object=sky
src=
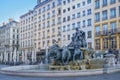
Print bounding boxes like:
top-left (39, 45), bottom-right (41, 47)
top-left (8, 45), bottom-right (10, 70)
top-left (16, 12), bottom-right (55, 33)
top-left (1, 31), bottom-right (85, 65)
top-left (0, 0), bottom-right (36, 24)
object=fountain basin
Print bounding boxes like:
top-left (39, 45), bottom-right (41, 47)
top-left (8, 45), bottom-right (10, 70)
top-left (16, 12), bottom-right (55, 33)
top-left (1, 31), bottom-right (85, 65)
top-left (0, 65), bottom-right (120, 77)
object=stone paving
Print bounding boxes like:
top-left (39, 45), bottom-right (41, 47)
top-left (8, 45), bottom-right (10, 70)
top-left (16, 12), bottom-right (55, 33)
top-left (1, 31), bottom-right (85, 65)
top-left (0, 64), bottom-right (120, 80)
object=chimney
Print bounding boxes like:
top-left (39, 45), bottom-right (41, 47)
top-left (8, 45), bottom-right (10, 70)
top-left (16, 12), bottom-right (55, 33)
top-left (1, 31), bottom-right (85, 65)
top-left (9, 18), bottom-right (13, 22)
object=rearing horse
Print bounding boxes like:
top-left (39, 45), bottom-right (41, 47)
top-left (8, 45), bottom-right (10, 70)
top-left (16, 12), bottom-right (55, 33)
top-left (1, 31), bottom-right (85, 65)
top-left (62, 47), bottom-right (71, 65)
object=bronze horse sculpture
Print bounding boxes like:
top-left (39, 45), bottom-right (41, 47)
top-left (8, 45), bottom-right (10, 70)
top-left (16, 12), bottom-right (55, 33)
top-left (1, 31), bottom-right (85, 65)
top-left (48, 28), bottom-right (87, 65)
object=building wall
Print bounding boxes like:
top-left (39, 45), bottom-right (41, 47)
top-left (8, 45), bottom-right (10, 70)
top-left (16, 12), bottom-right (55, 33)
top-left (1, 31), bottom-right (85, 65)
top-left (0, 19), bottom-right (19, 63)
top-left (61, 0), bottom-right (94, 48)
top-left (34, 0), bottom-right (62, 51)
top-left (20, 10), bottom-right (36, 64)
top-left (94, 0), bottom-right (120, 51)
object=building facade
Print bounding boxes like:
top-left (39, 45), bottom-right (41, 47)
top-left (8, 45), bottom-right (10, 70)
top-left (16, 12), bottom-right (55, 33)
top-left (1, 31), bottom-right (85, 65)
top-left (33, 0), bottom-right (62, 62)
top-left (61, 0), bottom-right (94, 48)
top-left (94, 0), bottom-right (120, 51)
top-left (19, 0), bottom-right (62, 63)
top-left (0, 19), bottom-right (19, 63)
top-left (20, 10), bottom-right (36, 64)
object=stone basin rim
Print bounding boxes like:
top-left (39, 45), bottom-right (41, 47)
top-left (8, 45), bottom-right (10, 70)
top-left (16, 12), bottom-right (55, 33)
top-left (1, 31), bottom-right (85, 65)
top-left (0, 65), bottom-right (120, 77)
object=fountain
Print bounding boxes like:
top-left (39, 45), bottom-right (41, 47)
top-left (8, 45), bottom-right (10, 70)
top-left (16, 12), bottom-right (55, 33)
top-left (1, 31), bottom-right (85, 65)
top-left (0, 28), bottom-right (120, 77)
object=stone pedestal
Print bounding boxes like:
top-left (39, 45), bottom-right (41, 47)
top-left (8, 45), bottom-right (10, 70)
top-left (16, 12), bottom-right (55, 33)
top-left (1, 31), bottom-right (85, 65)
top-left (39, 63), bottom-right (49, 71)
top-left (104, 54), bottom-right (116, 68)
top-left (80, 65), bottom-right (86, 70)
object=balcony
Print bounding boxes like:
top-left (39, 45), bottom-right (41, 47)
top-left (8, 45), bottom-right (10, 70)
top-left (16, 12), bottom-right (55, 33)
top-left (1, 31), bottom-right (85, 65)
top-left (95, 32), bottom-right (101, 37)
top-left (95, 28), bottom-right (120, 37)
top-left (101, 31), bottom-right (108, 36)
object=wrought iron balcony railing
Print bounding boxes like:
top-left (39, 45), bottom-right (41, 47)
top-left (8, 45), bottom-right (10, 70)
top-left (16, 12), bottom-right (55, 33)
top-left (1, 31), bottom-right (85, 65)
top-left (95, 28), bottom-right (120, 37)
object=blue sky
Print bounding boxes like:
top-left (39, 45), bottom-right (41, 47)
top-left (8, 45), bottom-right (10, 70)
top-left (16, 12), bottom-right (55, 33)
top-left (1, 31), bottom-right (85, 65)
top-left (0, 0), bottom-right (36, 24)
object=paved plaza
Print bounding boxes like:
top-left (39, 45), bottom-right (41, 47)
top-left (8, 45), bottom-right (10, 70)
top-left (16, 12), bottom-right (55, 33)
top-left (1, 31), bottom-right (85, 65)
top-left (0, 64), bottom-right (120, 80)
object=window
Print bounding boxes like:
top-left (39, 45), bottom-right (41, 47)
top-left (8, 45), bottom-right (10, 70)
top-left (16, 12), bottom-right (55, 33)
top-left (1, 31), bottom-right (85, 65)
top-left (88, 42), bottom-right (92, 48)
top-left (82, 20), bottom-right (86, 27)
top-left (103, 38), bottom-right (108, 49)
top-left (87, 0), bottom-right (91, 4)
top-left (72, 5), bottom-right (75, 9)
top-left (58, 17), bottom-right (61, 24)
top-left (95, 26), bottom-right (100, 36)
top-left (63, 26), bottom-right (66, 32)
top-left (110, 22), bottom-right (116, 33)
top-left (43, 7), bottom-right (45, 12)
top-left (119, 6), bottom-right (120, 16)
top-left (13, 35), bottom-right (15, 39)
top-left (72, 23), bottom-right (76, 30)
top-left (63, 35), bottom-right (66, 41)
top-left (43, 22), bottom-right (45, 29)
top-left (103, 24), bottom-right (108, 35)
top-left (67, 25), bottom-right (70, 31)
top-left (95, 0), bottom-right (100, 9)
top-left (63, 9), bottom-right (66, 13)
top-left (58, 8), bottom-right (61, 15)
top-left (67, 16), bottom-right (70, 21)
top-left (52, 10), bottom-right (55, 17)
top-left (39, 9), bottom-right (41, 14)
top-left (58, 0), bottom-right (61, 5)
top-left (102, 10), bottom-right (108, 20)
top-left (110, 0), bottom-right (116, 4)
top-left (87, 19), bottom-right (92, 26)
top-left (77, 3), bottom-right (80, 8)
top-left (67, 0), bottom-right (70, 3)
top-left (110, 37), bottom-right (116, 48)
top-left (102, 0), bottom-right (107, 7)
top-left (52, 2), bottom-right (55, 8)
top-left (47, 21), bottom-right (50, 27)
top-left (52, 19), bottom-right (55, 26)
top-left (63, 1), bottom-right (66, 5)
top-left (43, 14), bottom-right (45, 20)
top-left (67, 35), bottom-right (70, 40)
top-left (87, 9), bottom-right (91, 15)
top-left (68, 8), bottom-right (70, 11)
top-left (87, 31), bottom-right (92, 38)
top-left (77, 12), bottom-right (80, 18)
top-left (47, 12), bottom-right (50, 19)
top-left (82, 1), bottom-right (85, 6)
top-left (95, 39), bottom-right (100, 50)
top-left (77, 22), bottom-right (81, 28)
top-left (47, 5), bottom-right (50, 10)
top-left (83, 11), bottom-right (85, 16)
top-left (63, 17), bottom-right (66, 22)
top-left (110, 8), bottom-right (116, 18)
top-left (72, 14), bottom-right (75, 19)
top-left (95, 12), bottom-right (100, 22)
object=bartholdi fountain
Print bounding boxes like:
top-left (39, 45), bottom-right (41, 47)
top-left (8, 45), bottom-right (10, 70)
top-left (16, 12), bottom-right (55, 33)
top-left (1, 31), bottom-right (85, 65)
top-left (0, 28), bottom-right (120, 77)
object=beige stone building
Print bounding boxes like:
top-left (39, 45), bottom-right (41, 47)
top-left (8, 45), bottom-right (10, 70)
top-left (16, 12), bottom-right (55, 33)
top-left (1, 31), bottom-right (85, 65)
top-left (19, 0), bottom-right (62, 63)
top-left (94, 0), bottom-right (120, 51)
